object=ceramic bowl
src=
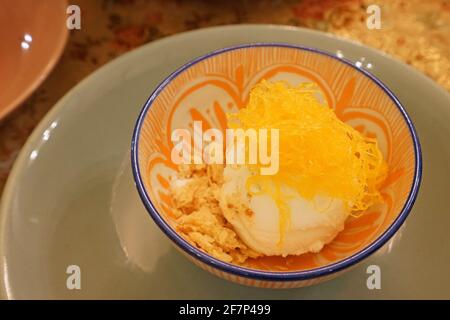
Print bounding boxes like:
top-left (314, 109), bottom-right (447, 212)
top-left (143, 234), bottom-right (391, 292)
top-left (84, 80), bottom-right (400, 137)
top-left (131, 43), bottom-right (422, 288)
top-left (0, 0), bottom-right (68, 120)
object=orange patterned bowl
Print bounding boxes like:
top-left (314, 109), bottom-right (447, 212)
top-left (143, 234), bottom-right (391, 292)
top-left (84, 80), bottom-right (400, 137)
top-left (131, 44), bottom-right (422, 288)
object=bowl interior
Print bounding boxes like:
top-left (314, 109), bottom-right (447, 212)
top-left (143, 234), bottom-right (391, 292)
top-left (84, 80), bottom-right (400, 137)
top-left (135, 44), bottom-right (418, 272)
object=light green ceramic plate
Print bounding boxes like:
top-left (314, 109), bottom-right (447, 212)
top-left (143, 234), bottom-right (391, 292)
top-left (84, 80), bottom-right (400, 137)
top-left (1, 25), bottom-right (449, 299)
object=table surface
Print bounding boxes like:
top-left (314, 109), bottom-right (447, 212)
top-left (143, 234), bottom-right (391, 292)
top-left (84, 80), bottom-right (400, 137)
top-left (0, 0), bottom-right (449, 195)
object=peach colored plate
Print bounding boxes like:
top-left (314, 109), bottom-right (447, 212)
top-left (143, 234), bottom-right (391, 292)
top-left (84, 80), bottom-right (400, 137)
top-left (0, 0), bottom-right (68, 120)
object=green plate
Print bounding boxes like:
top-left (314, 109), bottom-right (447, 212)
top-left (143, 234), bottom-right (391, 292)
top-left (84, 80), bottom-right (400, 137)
top-left (1, 25), bottom-right (449, 299)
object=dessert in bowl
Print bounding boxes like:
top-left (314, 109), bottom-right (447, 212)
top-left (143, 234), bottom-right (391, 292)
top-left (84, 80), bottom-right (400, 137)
top-left (131, 43), bottom-right (421, 288)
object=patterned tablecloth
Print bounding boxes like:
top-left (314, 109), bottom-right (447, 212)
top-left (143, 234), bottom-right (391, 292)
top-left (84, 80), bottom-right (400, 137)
top-left (0, 0), bottom-right (449, 194)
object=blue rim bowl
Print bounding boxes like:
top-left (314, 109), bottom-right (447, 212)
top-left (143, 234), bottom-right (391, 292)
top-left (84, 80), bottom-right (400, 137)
top-left (131, 43), bottom-right (422, 282)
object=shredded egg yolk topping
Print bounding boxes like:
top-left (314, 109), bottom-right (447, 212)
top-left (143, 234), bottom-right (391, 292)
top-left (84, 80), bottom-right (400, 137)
top-left (227, 80), bottom-right (388, 244)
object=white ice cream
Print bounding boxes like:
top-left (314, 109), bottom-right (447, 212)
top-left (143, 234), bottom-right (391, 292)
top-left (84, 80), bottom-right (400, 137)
top-left (219, 166), bottom-right (351, 257)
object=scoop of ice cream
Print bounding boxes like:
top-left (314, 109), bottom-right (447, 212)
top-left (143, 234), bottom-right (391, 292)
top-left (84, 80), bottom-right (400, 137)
top-left (219, 166), bottom-right (350, 257)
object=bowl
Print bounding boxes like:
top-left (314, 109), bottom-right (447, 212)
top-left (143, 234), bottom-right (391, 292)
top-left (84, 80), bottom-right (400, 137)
top-left (131, 43), bottom-right (422, 288)
top-left (0, 0), bottom-right (68, 120)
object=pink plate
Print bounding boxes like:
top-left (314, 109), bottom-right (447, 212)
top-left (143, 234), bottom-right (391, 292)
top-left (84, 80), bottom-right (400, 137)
top-left (0, 0), bottom-right (68, 120)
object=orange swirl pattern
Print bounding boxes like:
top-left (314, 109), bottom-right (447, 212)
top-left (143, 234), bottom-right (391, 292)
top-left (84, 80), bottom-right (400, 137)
top-left (136, 46), bottom-right (416, 287)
